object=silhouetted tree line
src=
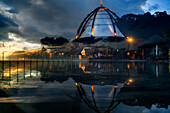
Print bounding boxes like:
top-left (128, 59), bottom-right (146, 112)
top-left (40, 36), bottom-right (69, 46)
top-left (117, 11), bottom-right (170, 41)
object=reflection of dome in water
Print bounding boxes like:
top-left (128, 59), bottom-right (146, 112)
top-left (74, 1), bottom-right (125, 43)
top-left (75, 83), bottom-right (123, 113)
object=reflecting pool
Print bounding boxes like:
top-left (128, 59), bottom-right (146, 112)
top-left (0, 61), bottom-right (170, 113)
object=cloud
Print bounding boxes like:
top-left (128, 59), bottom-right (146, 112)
top-left (0, 13), bottom-right (19, 40)
top-left (0, 0), bottom-right (148, 43)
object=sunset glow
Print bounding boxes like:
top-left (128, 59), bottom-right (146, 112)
top-left (0, 33), bottom-right (41, 58)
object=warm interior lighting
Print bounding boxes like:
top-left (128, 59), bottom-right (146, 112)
top-left (108, 25), bottom-right (114, 33)
top-left (81, 49), bottom-right (86, 56)
top-left (91, 85), bottom-right (94, 92)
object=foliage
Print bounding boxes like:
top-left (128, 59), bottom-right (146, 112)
top-left (40, 36), bottom-right (69, 46)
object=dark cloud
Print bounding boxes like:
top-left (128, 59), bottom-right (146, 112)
top-left (0, 0), bottom-right (148, 42)
top-left (0, 13), bottom-right (19, 40)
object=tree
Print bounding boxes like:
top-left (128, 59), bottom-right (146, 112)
top-left (40, 36), bottom-right (69, 46)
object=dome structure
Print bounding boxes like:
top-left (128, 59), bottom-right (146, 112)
top-left (74, 0), bottom-right (125, 43)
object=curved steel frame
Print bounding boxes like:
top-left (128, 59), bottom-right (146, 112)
top-left (76, 7), bottom-right (120, 39)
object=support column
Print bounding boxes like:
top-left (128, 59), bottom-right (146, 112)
top-left (156, 45), bottom-right (158, 57)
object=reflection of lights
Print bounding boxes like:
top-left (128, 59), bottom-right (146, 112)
top-left (127, 64), bottom-right (130, 69)
top-left (50, 53), bottom-right (52, 58)
top-left (50, 65), bottom-right (52, 70)
top-left (79, 62), bottom-right (81, 68)
top-left (91, 85), bottom-right (94, 92)
top-left (79, 55), bottom-right (82, 60)
top-left (117, 68), bottom-right (119, 72)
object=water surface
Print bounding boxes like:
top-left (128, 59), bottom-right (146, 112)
top-left (0, 61), bottom-right (170, 113)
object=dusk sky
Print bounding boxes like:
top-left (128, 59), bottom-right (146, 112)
top-left (0, 0), bottom-right (170, 50)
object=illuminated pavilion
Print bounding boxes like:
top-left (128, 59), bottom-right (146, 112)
top-left (74, 0), bottom-right (125, 43)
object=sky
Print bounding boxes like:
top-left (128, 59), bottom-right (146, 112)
top-left (0, 0), bottom-right (170, 51)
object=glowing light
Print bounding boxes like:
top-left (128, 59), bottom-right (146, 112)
top-left (79, 55), bottom-right (82, 60)
top-left (81, 49), bottom-right (86, 56)
top-left (79, 62), bottom-right (81, 68)
top-left (127, 83), bottom-right (130, 85)
top-left (142, 50), bottom-right (144, 56)
top-left (50, 53), bottom-right (52, 58)
top-left (91, 28), bottom-right (94, 36)
top-left (115, 86), bottom-right (117, 88)
top-left (127, 37), bottom-right (133, 42)
top-left (50, 65), bottom-right (52, 70)
top-left (129, 79), bottom-right (133, 83)
top-left (127, 52), bottom-right (130, 56)
top-left (81, 65), bottom-right (85, 71)
top-left (114, 32), bottom-right (117, 36)
top-left (91, 85), bottom-right (94, 92)
top-left (117, 49), bottom-right (119, 52)
top-left (100, 0), bottom-right (103, 7)
top-left (127, 64), bottom-right (130, 69)
top-left (117, 68), bottom-right (119, 72)
top-left (75, 83), bottom-right (78, 86)
top-left (76, 34), bottom-right (78, 39)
